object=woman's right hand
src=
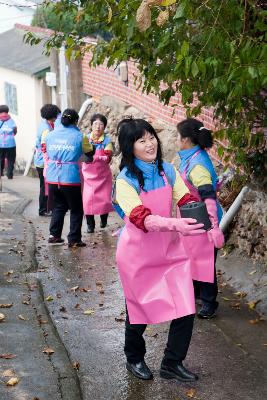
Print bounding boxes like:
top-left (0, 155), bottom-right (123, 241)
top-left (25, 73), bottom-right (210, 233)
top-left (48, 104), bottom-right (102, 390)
top-left (144, 215), bottom-right (205, 235)
top-left (174, 218), bottom-right (205, 236)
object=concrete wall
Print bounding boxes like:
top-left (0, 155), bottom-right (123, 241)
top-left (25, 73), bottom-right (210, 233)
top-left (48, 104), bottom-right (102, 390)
top-left (0, 67), bottom-right (43, 169)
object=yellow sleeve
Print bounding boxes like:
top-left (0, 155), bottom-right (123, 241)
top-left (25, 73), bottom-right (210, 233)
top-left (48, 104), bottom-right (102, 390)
top-left (82, 134), bottom-right (94, 154)
top-left (41, 129), bottom-right (50, 144)
top-left (116, 179), bottom-right (142, 217)
top-left (172, 168), bottom-right (190, 204)
top-left (105, 142), bottom-right (113, 152)
top-left (189, 165), bottom-right (212, 187)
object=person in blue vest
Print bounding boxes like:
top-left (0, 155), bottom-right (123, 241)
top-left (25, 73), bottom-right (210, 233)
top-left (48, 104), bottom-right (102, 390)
top-left (0, 105), bottom-right (17, 179)
top-left (176, 118), bottom-right (224, 319)
top-left (43, 108), bottom-right (94, 247)
top-left (34, 104), bottom-right (61, 216)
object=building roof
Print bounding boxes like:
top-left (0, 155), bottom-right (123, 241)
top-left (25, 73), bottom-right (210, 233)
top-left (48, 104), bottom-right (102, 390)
top-left (0, 27), bottom-right (50, 76)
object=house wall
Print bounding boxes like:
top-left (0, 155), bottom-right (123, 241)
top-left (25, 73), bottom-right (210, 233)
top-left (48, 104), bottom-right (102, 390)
top-left (0, 67), bottom-right (43, 169)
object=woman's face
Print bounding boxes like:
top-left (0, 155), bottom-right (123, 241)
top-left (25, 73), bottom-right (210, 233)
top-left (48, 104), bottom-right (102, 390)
top-left (92, 119), bottom-right (105, 137)
top-left (133, 131), bottom-right (158, 162)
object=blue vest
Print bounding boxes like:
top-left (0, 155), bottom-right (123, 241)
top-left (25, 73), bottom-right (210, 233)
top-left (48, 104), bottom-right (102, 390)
top-left (113, 159), bottom-right (176, 219)
top-left (88, 133), bottom-right (112, 150)
top-left (0, 118), bottom-right (16, 148)
top-left (34, 119), bottom-right (51, 167)
top-left (46, 124), bottom-right (83, 185)
top-left (178, 146), bottom-right (223, 221)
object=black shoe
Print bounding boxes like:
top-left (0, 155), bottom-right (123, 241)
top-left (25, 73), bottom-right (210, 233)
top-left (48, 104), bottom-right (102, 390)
top-left (198, 302), bottom-right (218, 319)
top-left (160, 361), bottom-right (198, 382)
top-left (126, 361), bottom-right (153, 380)
top-left (100, 221), bottom-right (107, 228)
top-left (48, 236), bottom-right (64, 245)
top-left (68, 241), bottom-right (86, 248)
top-left (87, 225), bottom-right (95, 233)
top-left (39, 211), bottom-right (52, 217)
top-left (7, 176), bottom-right (13, 179)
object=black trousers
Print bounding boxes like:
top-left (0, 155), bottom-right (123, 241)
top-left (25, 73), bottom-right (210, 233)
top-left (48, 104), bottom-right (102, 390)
top-left (0, 147), bottom-right (16, 178)
top-left (194, 249), bottom-right (218, 306)
top-left (36, 167), bottom-right (47, 215)
top-left (124, 307), bottom-right (195, 363)
top-left (49, 184), bottom-right (84, 243)
top-left (86, 214), bottom-right (108, 228)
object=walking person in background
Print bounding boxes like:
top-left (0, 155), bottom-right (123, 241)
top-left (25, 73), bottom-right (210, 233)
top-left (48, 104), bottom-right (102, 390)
top-left (43, 108), bottom-right (94, 247)
top-left (34, 104), bottom-right (61, 216)
top-left (176, 118), bottom-right (225, 319)
top-left (0, 105), bottom-right (17, 179)
top-left (82, 113), bottom-right (113, 233)
top-left (114, 117), bottom-right (205, 382)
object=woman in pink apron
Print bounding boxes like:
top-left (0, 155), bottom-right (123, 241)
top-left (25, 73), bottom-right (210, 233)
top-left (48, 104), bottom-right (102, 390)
top-left (176, 118), bottom-right (224, 319)
top-left (82, 114), bottom-right (113, 233)
top-left (115, 118), bottom-right (206, 382)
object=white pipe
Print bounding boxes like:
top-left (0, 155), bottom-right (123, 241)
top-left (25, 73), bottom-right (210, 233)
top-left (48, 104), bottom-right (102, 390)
top-left (59, 45), bottom-right (68, 111)
top-left (78, 98), bottom-right (93, 122)
top-left (219, 186), bottom-right (249, 232)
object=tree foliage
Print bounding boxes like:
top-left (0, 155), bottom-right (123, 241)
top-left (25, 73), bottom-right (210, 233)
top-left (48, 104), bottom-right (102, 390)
top-left (25, 0), bottom-right (267, 180)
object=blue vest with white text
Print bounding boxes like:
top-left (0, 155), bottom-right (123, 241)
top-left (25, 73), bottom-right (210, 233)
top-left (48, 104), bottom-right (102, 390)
top-left (34, 119), bottom-right (51, 167)
top-left (0, 118), bottom-right (16, 148)
top-left (46, 124), bottom-right (83, 185)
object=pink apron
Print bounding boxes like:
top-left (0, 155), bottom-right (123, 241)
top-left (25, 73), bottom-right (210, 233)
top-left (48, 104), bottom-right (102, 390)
top-left (116, 175), bottom-right (195, 325)
top-left (179, 151), bottom-right (214, 283)
top-left (82, 148), bottom-right (113, 215)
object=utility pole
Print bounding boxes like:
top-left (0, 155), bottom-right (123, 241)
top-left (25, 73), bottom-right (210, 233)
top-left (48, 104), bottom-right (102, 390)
top-left (59, 45), bottom-right (68, 111)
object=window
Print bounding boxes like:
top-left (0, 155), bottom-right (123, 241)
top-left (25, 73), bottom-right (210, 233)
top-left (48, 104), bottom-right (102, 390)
top-left (4, 82), bottom-right (18, 115)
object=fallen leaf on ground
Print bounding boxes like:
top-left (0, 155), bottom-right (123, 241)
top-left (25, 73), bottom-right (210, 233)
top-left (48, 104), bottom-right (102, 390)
top-left (2, 369), bottom-right (15, 377)
top-left (74, 304), bottom-right (80, 309)
top-left (42, 347), bottom-right (54, 355)
top-left (230, 302), bottom-right (241, 310)
top-left (99, 303), bottom-right (104, 307)
top-left (80, 288), bottom-right (91, 292)
top-left (73, 361), bottom-right (80, 370)
top-left (59, 306), bottom-right (67, 312)
top-left (45, 295), bottom-right (54, 301)
top-left (22, 300), bottom-right (30, 305)
top-left (222, 297), bottom-right (231, 301)
top-left (249, 270), bottom-right (257, 275)
top-left (0, 313), bottom-right (6, 321)
top-left (0, 303), bottom-right (13, 308)
top-left (6, 377), bottom-right (19, 386)
top-left (70, 286), bottom-right (79, 292)
top-left (247, 300), bottom-right (261, 310)
top-left (186, 388), bottom-right (197, 398)
top-left (234, 291), bottom-right (247, 298)
top-left (0, 353), bottom-right (16, 359)
top-left (115, 316), bottom-right (125, 322)
top-left (18, 314), bottom-right (27, 321)
top-left (4, 270), bottom-right (14, 276)
top-left (84, 309), bottom-right (95, 315)
top-left (249, 319), bottom-right (260, 324)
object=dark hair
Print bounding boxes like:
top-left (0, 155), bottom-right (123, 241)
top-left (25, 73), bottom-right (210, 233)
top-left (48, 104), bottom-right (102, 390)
top-left (0, 105), bottom-right (9, 113)
top-left (90, 113), bottom-right (107, 128)
top-left (117, 117), bottom-right (164, 189)
top-left (41, 104), bottom-right (61, 120)
top-left (177, 118), bottom-right (213, 149)
top-left (61, 108), bottom-right (79, 127)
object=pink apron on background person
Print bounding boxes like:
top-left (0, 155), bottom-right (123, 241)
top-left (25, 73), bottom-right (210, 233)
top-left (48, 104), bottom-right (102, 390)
top-left (116, 174), bottom-right (195, 325)
top-left (179, 150), bottom-right (214, 283)
top-left (82, 148), bottom-right (113, 215)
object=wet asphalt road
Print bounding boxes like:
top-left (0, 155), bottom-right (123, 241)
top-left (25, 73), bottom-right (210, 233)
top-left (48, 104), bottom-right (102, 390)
top-left (2, 177), bottom-right (267, 400)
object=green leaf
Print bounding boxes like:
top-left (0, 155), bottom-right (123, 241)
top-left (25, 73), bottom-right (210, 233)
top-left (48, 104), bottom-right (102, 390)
top-left (191, 60), bottom-right (199, 77)
top-left (181, 41), bottom-right (189, 56)
top-left (174, 2), bottom-right (186, 19)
